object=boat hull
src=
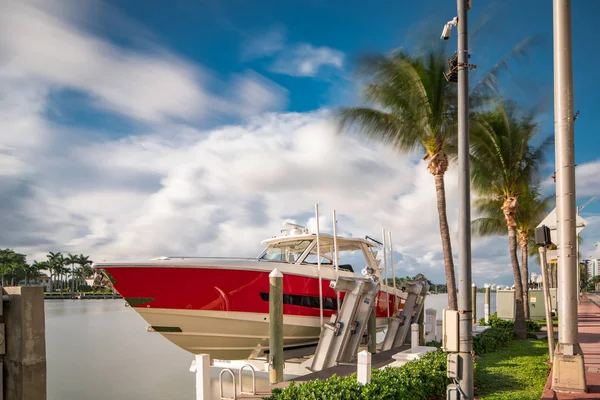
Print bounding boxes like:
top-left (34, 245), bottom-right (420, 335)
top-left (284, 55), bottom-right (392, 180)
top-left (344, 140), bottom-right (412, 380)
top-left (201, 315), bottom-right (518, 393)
top-left (102, 261), bottom-right (400, 360)
top-left (138, 308), bottom-right (390, 360)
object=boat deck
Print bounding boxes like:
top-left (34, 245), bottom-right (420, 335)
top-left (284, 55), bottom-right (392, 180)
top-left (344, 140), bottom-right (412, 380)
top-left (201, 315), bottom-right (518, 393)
top-left (541, 293), bottom-right (600, 399)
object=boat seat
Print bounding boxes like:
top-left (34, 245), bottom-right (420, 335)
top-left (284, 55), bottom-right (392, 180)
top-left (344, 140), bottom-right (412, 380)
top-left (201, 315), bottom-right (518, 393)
top-left (338, 264), bottom-right (354, 273)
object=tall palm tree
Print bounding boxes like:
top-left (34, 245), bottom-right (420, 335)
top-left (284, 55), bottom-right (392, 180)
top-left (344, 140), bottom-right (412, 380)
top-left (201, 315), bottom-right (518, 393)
top-left (338, 48), bottom-right (460, 309)
top-left (77, 255), bottom-right (93, 290)
top-left (470, 101), bottom-right (551, 339)
top-left (66, 254), bottom-right (78, 293)
top-left (46, 252), bottom-right (65, 292)
top-left (515, 187), bottom-right (552, 319)
top-left (336, 32), bottom-right (538, 311)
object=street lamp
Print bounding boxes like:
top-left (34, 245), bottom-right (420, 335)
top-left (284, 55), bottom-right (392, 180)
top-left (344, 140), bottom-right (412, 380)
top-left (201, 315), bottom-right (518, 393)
top-left (441, 1), bottom-right (473, 398)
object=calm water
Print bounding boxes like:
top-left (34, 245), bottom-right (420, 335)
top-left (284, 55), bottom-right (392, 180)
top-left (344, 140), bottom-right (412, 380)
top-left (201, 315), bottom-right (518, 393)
top-left (45, 293), bottom-right (496, 399)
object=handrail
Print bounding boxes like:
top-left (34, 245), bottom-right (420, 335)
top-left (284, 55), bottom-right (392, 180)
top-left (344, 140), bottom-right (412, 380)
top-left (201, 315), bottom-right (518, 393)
top-left (315, 204), bottom-right (324, 327)
top-left (382, 228), bottom-right (389, 320)
top-left (219, 368), bottom-right (237, 400)
top-left (389, 231), bottom-right (397, 311)
top-left (239, 364), bottom-right (257, 395)
top-left (333, 209), bottom-right (340, 313)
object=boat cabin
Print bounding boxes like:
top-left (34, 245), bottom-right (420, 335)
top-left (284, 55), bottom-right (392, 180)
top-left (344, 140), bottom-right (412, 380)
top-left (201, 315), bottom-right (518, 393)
top-left (257, 231), bottom-right (381, 276)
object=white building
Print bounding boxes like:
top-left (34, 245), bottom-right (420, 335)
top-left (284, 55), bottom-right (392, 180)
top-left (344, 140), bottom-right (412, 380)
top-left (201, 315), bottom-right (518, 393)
top-left (584, 259), bottom-right (599, 280)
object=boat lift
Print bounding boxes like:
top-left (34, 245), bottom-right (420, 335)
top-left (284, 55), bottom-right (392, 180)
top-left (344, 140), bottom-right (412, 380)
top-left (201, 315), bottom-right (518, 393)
top-left (381, 276), bottom-right (429, 351)
top-left (310, 274), bottom-right (380, 372)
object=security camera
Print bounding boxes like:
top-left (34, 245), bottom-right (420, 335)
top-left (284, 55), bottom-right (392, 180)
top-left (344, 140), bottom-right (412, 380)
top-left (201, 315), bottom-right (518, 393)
top-left (440, 17), bottom-right (458, 40)
top-left (441, 23), bottom-right (453, 40)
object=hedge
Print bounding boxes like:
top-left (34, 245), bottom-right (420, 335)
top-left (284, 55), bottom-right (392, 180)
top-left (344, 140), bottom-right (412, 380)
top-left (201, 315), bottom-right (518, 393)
top-left (264, 349), bottom-right (450, 400)
top-left (265, 316), bottom-right (540, 399)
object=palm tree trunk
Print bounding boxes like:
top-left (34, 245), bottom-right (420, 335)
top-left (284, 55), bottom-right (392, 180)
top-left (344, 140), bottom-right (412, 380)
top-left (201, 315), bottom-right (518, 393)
top-left (520, 243), bottom-right (530, 320)
top-left (508, 226), bottom-right (526, 339)
top-left (434, 173), bottom-right (457, 310)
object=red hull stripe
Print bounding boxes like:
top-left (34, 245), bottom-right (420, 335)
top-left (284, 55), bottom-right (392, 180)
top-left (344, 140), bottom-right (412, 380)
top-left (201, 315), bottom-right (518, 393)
top-left (104, 267), bottom-right (400, 318)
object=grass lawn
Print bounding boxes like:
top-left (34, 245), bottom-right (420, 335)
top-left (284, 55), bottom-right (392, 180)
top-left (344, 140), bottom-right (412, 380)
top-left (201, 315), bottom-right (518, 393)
top-left (475, 339), bottom-right (551, 400)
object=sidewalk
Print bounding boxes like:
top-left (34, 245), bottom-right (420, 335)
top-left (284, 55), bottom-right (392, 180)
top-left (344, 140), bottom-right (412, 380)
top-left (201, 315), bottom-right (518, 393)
top-left (541, 293), bottom-right (600, 399)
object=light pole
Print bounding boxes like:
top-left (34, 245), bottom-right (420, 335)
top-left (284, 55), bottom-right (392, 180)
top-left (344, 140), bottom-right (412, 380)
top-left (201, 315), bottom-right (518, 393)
top-left (551, 0), bottom-right (587, 393)
top-left (441, 0), bottom-right (473, 397)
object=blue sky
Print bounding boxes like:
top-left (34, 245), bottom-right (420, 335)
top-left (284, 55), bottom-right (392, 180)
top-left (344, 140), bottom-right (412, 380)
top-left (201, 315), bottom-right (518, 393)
top-left (54, 0), bottom-right (599, 167)
top-left (2, 0), bottom-right (599, 285)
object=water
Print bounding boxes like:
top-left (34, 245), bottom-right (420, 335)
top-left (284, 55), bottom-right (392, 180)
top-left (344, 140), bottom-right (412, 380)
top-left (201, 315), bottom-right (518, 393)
top-left (425, 292), bottom-right (497, 322)
top-left (45, 300), bottom-right (266, 400)
top-left (46, 293), bottom-right (496, 399)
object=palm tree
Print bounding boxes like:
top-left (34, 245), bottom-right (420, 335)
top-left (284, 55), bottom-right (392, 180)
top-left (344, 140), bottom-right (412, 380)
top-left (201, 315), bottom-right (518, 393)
top-left (66, 254), bottom-right (78, 293)
top-left (335, 32), bottom-right (538, 311)
top-left (46, 252), bottom-right (65, 292)
top-left (515, 187), bottom-right (552, 319)
top-left (24, 262), bottom-right (42, 286)
top-left (77, 255), bottom-right (93, 291)
top-left (338, 48), bottom-right (459, 309)
top-left (470, 100), bottom-right (551, 339)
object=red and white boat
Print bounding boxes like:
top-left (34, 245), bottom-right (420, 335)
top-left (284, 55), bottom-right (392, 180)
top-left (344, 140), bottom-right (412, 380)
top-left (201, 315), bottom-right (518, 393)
top-left (93, 223), bottom-right (403, 360)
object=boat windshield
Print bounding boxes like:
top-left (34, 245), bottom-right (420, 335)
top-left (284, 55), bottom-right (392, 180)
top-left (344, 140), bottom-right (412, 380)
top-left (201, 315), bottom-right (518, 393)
top-left (303, 243), bottom-right (369, 274)
top-left (259, 240), bottom-right (313, 263)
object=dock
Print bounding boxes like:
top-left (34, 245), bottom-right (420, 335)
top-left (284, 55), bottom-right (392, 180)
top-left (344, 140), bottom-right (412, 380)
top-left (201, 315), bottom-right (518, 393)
top-left (236, 344), bottom-right (412, 399)
top-left (541, 293), bottom-right (600, 399)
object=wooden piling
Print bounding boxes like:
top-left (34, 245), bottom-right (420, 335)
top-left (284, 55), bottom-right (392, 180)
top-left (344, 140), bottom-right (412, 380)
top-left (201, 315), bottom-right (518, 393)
top-left (269, 269), bottom-right (284, 384)
top-left (4, 286), bottom-right (47, 400)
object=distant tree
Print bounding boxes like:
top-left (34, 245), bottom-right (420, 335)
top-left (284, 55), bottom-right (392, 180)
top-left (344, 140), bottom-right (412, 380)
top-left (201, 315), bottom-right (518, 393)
top-left (66, 254), bottom-right (78, 293)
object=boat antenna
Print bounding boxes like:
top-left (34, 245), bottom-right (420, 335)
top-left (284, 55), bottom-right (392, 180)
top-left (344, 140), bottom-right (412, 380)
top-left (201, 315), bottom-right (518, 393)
top-left (365, 235), bottom-right (383, 246)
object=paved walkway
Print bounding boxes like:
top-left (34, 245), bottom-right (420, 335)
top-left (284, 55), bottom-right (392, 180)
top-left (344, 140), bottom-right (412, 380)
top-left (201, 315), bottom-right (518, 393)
top-left (541, 293), bottom-right (600, 399)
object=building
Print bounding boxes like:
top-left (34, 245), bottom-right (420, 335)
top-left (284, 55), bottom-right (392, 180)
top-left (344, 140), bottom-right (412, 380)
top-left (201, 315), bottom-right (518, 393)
top-left (584, 259), bottom-right (599, 280)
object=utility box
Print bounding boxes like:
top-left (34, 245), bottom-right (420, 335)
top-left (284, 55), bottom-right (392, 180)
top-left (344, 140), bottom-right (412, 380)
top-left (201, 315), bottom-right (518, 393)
top-left (447, 353), bottom-right (460, 378)
top-left (442, 309), bottom-right (459, 352)
top-left (496, 289), bottom-right (558, 321)
top-left (528, 290), bottom-right (549, 321)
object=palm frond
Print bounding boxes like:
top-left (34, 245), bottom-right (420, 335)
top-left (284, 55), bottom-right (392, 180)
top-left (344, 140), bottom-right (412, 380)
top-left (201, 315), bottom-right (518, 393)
top-left (472, 217), bottom-right (506, 237)
top-left (470, 36), bottom-right (542, 103)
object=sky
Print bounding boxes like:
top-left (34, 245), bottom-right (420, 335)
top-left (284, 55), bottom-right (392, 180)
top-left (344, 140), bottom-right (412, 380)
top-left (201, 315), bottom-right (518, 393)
top-left (1, 0), bottom-right (599, 286)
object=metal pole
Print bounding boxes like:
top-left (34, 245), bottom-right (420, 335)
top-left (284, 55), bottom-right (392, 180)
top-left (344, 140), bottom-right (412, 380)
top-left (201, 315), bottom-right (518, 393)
top-left (539, 247), bottom-right (555, 363)
top-left (552, 0), bottom-right (587, 392)
top-left (471, 285), bottom-right (477, 325)
top-left (485, 286), bottom-right (491, 324)
top-left (388, 232), bottom-right (397, 311)
top-left (382, 229), bottom-right (390, 320)
top-left (332, 210), bottom-right (340, 314)
top-left (315, 204), bottom-right (323, 328)
top-left (457, 0), bottom-right (473, 396)
top-left (269, 268), bottom-right (284, 384)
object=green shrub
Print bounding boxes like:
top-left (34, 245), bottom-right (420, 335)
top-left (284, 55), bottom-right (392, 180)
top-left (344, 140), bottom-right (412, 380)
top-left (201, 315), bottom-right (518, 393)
top-left (525, 319), bottom-right (541, 333)
top-left (264, 350), bottom-right (450, 400)
top-left (473, 325), bottom-right (514, 355)
top-left (480, 313), bottom-right (541, 333)
top-left (78, 285), bottom-right (93, 293)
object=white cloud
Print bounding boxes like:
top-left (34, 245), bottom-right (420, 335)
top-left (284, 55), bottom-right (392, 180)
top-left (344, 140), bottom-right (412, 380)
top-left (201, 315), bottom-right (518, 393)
top-left (3, 0), bottom-right (597, 289)
top-left (0, 84), bottom-right (530, 285)
top-left (270, 44), bottom-right (345, 77)
top-left (575, 159), bottom-right (600, 197)
top-left (241, 28), bottom-right (286, 60)
top-left (0, 0), bottom-right (286, 124)
top-left (241, 28), bottom-right (345, 78)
